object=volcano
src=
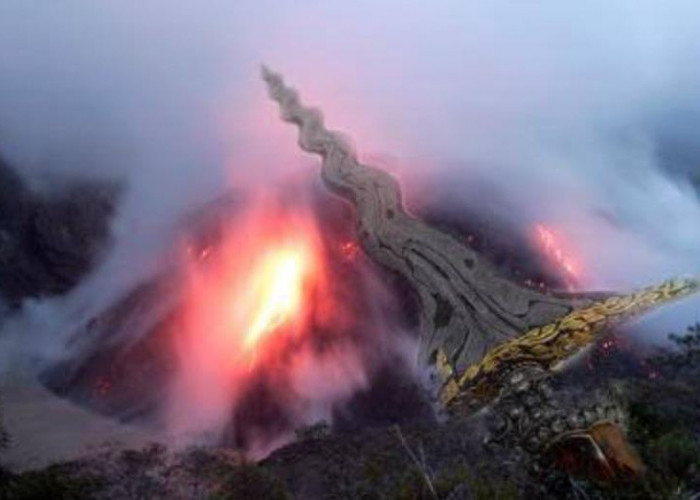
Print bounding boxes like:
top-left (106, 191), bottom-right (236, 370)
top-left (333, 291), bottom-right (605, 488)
top-left (33, 169), bottom-right (569, 456)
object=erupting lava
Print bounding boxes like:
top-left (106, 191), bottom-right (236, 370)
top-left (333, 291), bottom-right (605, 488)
top-left (167, 196), bottom-right (374, 452)
top-left (534, 223), bottom-right (582, 289)
top-left (181, 201), bottom-right (324, 372)
top-left (243, 246), bottom-right (311, 351)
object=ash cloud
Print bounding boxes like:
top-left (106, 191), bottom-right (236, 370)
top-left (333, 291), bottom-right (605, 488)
top-left (2, 1), bottom-right (700, 291)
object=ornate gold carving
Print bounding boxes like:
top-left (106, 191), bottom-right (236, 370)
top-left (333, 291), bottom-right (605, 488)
top-left (444, 278), bottom-right (700, 411)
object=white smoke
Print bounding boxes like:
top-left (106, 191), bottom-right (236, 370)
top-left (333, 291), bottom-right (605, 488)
top-left (0, 0), bottom-right (699, 456)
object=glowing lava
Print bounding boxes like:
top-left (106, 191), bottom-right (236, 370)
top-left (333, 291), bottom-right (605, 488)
top-left (167, 199), bottom-right (332, 446)
top-left (534, 223), bottom-right (581, 289)
top-left (180, 201), bottom-right (325, 372)
top-left (167, 195), bottom-right (391, 454)
top-left (243, 247), bottom-right (310, 351)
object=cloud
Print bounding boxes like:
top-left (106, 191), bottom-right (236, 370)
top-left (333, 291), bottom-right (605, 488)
top-left (1, 0), bottom-right (699, 377)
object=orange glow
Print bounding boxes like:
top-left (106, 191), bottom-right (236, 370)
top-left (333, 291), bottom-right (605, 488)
top-left (242, 246), bottom-right (310, 351)
top-left (339, 240), bottom-right (360, 260)
top-left (167, 195), bottom-right (378, 453)
top-left (534, 223), bottom-right (582, 288)
top-left (172, 196), bottom-right (330, 416)
top-left (181, 202), bottom-right (325, 371)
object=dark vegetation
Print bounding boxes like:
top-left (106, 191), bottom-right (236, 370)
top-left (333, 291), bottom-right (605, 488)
top-left (2, 324), bottom-right (699, 499)
top-left (616, 325), bottom-right (700, 499)
top-left (0, 396), bottom-right (11, 495)
top-left (553, 325), bottom-right (700, 500)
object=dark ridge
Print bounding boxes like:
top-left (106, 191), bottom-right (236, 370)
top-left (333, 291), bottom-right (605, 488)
top-left (0, 152), bottom-right (120, 307)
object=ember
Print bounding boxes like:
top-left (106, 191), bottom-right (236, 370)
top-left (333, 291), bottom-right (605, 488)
top-left (92, 377), bottom-right (112, 398)
top-left (339, 240), bottom-right (359, 260)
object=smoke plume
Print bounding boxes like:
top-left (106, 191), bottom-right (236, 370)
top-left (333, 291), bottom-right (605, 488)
top-left (1, 0), bottom-right (700, 459)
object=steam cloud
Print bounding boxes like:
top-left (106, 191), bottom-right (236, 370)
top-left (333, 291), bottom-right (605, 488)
top-left (1, 0), bottom-right (700, 457)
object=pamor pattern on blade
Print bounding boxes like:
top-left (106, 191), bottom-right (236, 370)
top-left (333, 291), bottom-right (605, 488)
top-left (262, 66), bottom-right (592, 370)
top-left (440, 277), bottom-right (700, 411)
